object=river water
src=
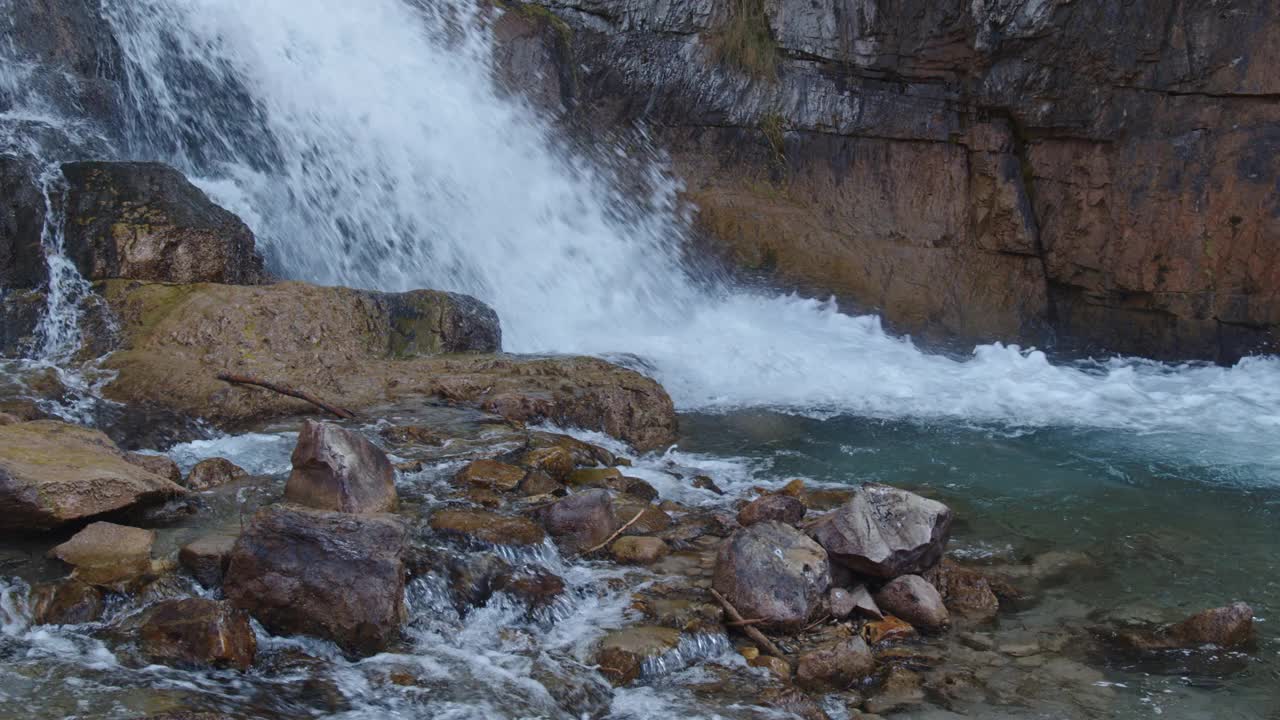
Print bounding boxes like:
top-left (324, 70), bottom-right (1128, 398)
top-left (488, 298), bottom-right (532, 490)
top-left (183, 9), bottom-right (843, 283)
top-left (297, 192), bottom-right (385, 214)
top-left (0, 0), bottom-right (1277, 718)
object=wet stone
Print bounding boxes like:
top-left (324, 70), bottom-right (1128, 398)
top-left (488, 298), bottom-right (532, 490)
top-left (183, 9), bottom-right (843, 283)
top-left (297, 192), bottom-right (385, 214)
top-left (125, 598), bottom-right (257, 671)
top-left (737, 494), bottom-right (806, 527)
top-left (50, 521), bottom-right (155, 587)
top-left (178, 533), bottom-right (238, 588)
top-left (594, 625), bottom-right (682, 685)
top-left (611, 535), bottom-right (669, 564)
top-left (455, 459), bottom-right (526, 492)
top-left (184, 457), bottom-right (248, 491)
top-left (29, 579), bottom-right (104, 625)
top-left (430, 508), bottom-right (546, 546)
top-left (874, 575), bottom-right (949, 633)
top-left (124, 452), bottom-right (183, 484)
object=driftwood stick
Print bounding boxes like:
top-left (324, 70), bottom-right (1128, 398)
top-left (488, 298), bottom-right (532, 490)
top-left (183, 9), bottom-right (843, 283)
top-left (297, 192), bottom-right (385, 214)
top-left (584, 509), bottom-right (646, 554)
top-left (711, 588), bottom-right (787, 659)
top-left (216, 373), bottom-right (356, 419)
top-left (726, 617), bottom-right (768, 627)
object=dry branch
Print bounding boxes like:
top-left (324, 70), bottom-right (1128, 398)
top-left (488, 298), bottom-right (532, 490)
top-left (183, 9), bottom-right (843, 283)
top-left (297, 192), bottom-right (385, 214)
top-left (710, 588), bottom-right (787, 659)
top-left (215, 372), bottom-right (356, 419)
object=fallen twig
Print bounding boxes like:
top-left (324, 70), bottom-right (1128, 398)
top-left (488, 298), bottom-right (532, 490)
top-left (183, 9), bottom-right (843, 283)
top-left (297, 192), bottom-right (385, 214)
top-left (711, 588), bottom-right (787, 659)
top-left (215, 372), bottom-right (356, 419)
top-left (584, 509), bottom-right (646, 554)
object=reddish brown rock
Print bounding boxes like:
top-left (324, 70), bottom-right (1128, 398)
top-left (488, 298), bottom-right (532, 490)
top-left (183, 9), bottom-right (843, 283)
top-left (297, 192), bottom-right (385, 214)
top-left (430, 508), bottom-right (546, 546)
top-left (29, 579), bottom-right (105, 625)
top-left (185, 457), bottom-right (248, 491)
top-left (924, 558), bottom-right (1000, 622)
top-left (533, 488), bottom-right (619, 553)
top-left (737, 494), bottom-right (805, 527)
top-left (223, 505), bottom-right (407, 657)
top-left (610, 536), bottom-right (669, 565)
top-left (285, 420), bottom-right (397, 514)
top-left (127, 598), bottom-right (256, 671)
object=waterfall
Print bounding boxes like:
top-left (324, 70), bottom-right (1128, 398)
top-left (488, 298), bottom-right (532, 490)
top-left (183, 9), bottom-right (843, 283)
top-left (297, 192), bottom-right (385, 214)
top-left (0, 0), bottom-right (1276, 469)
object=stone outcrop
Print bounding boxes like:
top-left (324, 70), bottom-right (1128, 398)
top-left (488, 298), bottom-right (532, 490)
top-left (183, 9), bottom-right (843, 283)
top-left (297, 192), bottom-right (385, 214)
top-left (96, 280), bottom-right (674, 450)
top-left (61, 162), bottom-right (266, 285)
top-left (285, 420), bottom-right (397, 514)
top-left (712, 520), bottom-right (830, 632)
top-left (502, 0), bottom-right (1280, 362)
top-left (0, 420), bottom-right (185, 531)
top-left (223, 504), bottom-right (408, 657)
top-left (806, 483), bottom-right (952, 579)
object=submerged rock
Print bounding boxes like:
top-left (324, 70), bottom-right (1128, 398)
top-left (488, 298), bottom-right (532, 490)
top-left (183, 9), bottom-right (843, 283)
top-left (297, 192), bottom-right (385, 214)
top-left (430, 508), bottom-right (546, 546)
top-left (185, 457), bottom-right (248, 491)
top-left (0, 420), bottom-right (185, 531)
top-left (455, 459), bottom-right (526, 492)
top-left (533, 488), bottom-right (618, 553)
top-left (124, 598), bottom-right (256, 671)
top-left (594, 625), bottom-right (682, 685)
top-left (737, 494), bottom-right (805, 527)
top-left (61, 161), bottom-right (266, 285)
top-left (924, 558), bottom-right (1000, 622)
top-left (49, 521), bottom-right (155, 587)
top-left (224, 505), bottom-right (408, 657)
top-left (874, 575), bottom-right (950, 633)
top-left (611, 536), bottom-right (669, 565)
top-left (29, 579), bottom-right (105, 625)
top-left (807, 483), bottom-right (952, 579)
top-left (712, 521), bottom-right (830, 632)
top-left (795, 636), bottom-right (876, 692)
top-left (179, 533), bottom-right (238, 588)
top-left (285, 420), bottom-right (397, 514)
top-left (1115, 602), bottom-right (1257, 651)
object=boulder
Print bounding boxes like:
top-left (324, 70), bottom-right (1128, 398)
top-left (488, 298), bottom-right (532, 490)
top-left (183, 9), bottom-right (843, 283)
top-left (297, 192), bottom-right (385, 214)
top-left (711, 521), bottom-right (830, 632)
top-left (1166, 603), bottom-right (1256, 648)
top-left (737, 494), bottom-right (805, 527)
top-left (611, 494), bottom-right (672, 535)
top-left (126, 598), bottom-right (256, 671)
top-left (223, 505), bottom-right (408, 656)
top-left (874, 575), bottom-right (950, 633)
top-left (611, 536), bottom-right (669, 565)
top-left (285, 421), bottom-right (397, 514)
top-left (124, 453), bottom-right (183, 484)
top-left (97, 281), bottom-right (675, 450)
top-left (454, 459), bottom-right (526, 492)
top-left (29, 579), bottom-right (104, 625)
top-left (60, 162), bottom-right (266, 285)
top-left (430, 508), bottom-right (546, 546)
top-left (185, 457), bottom-right (248, 491)
top-left (518, 445), bottom-right (576, 481)
top-left (807, 484), bottom-right (952, 579)
top-left (0, 420), bottom-right (185, 531)
top-left (533, 488), bottom-right (618, 553)
top-left (795, 637), bottom-right (876, 692)
top-left (179, 533), bottom-right (238, 588)
top-left (0, 155), bottom-right (47, 290)
top-left (594, 625), bottom-right (682, 685)
top-left (49, 522), bottom-right (155, 587)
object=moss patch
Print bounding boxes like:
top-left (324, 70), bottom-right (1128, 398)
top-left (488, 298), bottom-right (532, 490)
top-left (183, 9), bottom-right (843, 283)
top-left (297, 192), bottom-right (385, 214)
top-left (713, 0), bottom-right (779, 80)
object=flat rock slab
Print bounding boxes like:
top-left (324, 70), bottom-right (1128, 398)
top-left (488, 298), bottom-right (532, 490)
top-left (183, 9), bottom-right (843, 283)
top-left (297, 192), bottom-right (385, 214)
top-left (0, 420), bottom-right (185, 531)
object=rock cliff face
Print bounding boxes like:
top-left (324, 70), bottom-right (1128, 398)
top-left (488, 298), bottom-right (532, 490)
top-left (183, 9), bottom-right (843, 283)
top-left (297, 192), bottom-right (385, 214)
top-left (498, 0), bottom-right (1280, 361)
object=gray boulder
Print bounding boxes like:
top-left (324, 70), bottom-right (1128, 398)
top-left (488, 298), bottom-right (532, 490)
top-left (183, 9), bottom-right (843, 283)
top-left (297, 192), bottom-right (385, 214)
top-left (807, 483), bottom-right (952, 579)
top-left (712, 521), bottom-right (830, 632)
top-left (285, 420), bottom-right (397, 514)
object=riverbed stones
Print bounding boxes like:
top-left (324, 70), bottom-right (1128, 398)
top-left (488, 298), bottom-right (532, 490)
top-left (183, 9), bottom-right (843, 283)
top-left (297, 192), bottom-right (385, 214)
top-left (611, 536), bottom-right (669, 564)
top-left (807, 483), bottom-right (952, 579)
top-left (50, 522), bottom-right (155, 586)
top-left (60, 161), bottom-right (266, 285)
top-left (0, 420), bottom-right (185, 531)
top-left (712, 521), bottom-right (831, 632)
top-left (223, 504), bottom-right (408, 657)
top-left (533, 488), bottom-right (618, 553)
top-left (185, 457), bottom-right (248, 491)
top-left (830, 585), bottom-right (881, 620)
top-left (430, 508), bottom-right (546, 546)
top-left (874, 575), bottom-right (949, 632)
top-left (285, 420), bottom-right (397, 514)
top-left (795, 636), bottom-right (876, 691)
top-left (179, 533), bottom-right (238, 588)
top-left (595, 625), bottom-right (682, 685)
top-left (737, 494), bottom-right (805, 527)
top-left (455, 459), bottom-right (525, 492)
top-left (924, 558), bottom-right (1000, 622)
top-left (128, 598), bottom-right (256, 671)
